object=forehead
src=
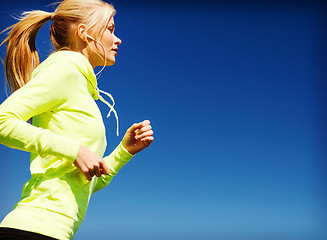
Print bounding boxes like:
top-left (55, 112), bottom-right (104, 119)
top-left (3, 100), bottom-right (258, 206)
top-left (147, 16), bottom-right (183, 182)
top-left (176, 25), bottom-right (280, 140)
top-left (108, 16), bottom-right (115, 25)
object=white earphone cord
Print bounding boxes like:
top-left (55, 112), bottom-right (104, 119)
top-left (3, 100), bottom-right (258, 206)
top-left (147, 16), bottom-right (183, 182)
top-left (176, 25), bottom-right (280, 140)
top-left (86, 34), bottom-right (107, 77)
top-left (87, 35), bottom-right (119, 136)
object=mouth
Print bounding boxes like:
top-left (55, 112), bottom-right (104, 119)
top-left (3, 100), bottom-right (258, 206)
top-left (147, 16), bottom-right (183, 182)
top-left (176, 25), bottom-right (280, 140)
top-left (112, 48), bottom-right (118, 56)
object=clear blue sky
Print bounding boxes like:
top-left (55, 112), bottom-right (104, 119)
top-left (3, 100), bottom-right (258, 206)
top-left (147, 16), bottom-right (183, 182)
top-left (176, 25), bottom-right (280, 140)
top-left (0, 0), bottom-right (326, 239)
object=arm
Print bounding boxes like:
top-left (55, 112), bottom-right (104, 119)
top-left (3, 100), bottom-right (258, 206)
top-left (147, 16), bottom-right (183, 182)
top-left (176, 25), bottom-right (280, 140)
top-left (93, 120), bottom-right (154, 193)
top-left (0, 61), bottom-right (81, 162)
top-left (0, 60), bottom-right (112, 180)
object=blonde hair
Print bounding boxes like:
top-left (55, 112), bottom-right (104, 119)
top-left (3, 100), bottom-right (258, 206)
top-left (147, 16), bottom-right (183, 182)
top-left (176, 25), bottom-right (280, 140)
top-left (0, 0), bottom-right (115, 93)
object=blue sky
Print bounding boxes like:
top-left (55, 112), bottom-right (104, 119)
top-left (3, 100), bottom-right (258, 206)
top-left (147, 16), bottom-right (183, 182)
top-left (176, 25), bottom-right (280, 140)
top-left (0, 0), bottom-right (326, 239)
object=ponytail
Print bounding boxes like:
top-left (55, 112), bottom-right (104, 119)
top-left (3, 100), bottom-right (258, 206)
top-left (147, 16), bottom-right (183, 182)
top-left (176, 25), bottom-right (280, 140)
top-left (1, 11), bottom-right (52, 93)
top-left (1, 0), bottom-right (116, 94)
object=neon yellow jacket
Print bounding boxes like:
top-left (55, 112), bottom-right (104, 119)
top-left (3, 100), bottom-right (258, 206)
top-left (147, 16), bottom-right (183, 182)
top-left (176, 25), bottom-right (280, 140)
top-left (0, 50), bottom-right (134, 239)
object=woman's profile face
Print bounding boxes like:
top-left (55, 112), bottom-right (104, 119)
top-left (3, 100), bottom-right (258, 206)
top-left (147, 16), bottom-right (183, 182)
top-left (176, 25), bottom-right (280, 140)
top-left (91, 17), bottom-right (122, 67)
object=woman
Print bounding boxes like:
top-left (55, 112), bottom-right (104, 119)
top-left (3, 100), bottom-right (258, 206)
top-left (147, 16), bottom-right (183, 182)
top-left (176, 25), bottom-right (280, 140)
top-left (0, 0), bottom-right (154, 239)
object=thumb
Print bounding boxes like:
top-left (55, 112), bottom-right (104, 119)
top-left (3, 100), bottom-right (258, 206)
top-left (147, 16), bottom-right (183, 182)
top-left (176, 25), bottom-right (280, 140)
top-left (127, 122), bottom-right (143, 133)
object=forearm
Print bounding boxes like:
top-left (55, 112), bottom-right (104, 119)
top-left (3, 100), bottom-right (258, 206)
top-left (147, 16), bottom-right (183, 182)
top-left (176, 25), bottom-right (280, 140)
top-left (93, 142), bottom-right (134, 193)
top-left (0, 112), bottom-right (80, 162)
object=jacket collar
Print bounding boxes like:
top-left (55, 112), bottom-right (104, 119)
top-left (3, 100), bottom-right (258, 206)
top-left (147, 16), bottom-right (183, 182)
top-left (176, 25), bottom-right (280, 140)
top-left (52, 50), bottom-right (119, 136)
top-left (54, 50), bottom-right (99, 100)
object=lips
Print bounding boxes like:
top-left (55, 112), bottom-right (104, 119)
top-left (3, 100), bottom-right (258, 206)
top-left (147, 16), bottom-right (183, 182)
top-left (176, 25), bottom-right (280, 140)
top-left (112, 48), bottom-right (118, 56)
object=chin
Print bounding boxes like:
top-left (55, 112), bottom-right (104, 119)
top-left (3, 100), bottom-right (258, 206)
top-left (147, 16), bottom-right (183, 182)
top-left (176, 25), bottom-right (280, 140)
top-left (106, 59), bottom-right (116, 66)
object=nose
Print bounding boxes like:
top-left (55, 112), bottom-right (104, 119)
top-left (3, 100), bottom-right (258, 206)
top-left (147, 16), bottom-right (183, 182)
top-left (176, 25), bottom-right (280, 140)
top-left (114, 34), bottom-right (122, 46)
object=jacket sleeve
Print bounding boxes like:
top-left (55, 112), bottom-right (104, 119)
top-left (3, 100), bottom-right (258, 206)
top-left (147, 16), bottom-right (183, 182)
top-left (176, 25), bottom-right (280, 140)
top-left (93, 142), bottom-right (134, 193)
top-left (0, 60), bottom-right (81, 162)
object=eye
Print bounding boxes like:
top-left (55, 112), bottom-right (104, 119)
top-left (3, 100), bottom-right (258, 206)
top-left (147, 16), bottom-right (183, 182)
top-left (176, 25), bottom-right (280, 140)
top-left (108, 27), bottom-right (114, 33)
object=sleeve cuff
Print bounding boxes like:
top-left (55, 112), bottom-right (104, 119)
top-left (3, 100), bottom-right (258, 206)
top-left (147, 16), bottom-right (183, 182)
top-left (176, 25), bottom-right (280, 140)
top-left (92, 142), bottom-right (134, 193)
top-left (120, 142), bottom-right (135, 160)
top-left (103, 142), bottom-right (134, 174)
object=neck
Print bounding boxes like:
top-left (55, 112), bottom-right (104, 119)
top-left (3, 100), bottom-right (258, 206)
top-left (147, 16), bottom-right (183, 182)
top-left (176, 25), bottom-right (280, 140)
top-left (70, 45), bottom-right (97, 69)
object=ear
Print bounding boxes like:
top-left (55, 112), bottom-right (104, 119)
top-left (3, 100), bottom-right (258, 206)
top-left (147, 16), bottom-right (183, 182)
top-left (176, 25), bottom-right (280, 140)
top-left (76, 23), bottom-right (87, 42)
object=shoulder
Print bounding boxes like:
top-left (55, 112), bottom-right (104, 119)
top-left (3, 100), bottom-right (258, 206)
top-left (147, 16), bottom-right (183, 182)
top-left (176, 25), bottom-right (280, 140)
top-left (25, 51), bottom-right (96, 101)
top-left (30, 52), bottom-right (85, 92)
top-left (32, 52), bottom-right (80, 79)
top-left (13, 52), bottom-right (85, 104)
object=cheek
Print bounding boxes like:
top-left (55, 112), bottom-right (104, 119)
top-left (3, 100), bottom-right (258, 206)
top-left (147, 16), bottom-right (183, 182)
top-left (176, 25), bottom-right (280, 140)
top-left (103, 33), bottom-right (114, 46)
top-left (106, 38), bottom-right (114, 48)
